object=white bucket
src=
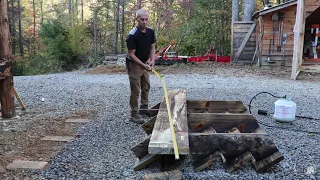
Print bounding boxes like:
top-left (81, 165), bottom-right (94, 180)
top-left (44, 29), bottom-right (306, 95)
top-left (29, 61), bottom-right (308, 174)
top-left (273, 98), bottom-right (296, 123)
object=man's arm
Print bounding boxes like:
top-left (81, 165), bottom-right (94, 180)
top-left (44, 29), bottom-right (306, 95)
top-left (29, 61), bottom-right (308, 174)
top-left (149, 43), bottom-right (156, 67)
top-left (128, 49), bottom-right (151, 71)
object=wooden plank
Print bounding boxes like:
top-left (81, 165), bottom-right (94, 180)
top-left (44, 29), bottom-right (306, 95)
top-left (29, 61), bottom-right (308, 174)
top-left (134, 154), bottom-right (160, 171)
top-left (143, 170), bottom-right (182, 180)
top-left (194, 151), bottom-right (222, 172)
top-left (233, 21), bottom-right (255, 24)
top-left (261, 56), bottom-right (292, 61)
top-left (189, 133), bottom-right (280, 163)
top-left (131, 135), bottom-right (151, 158)
top-left (291, 0), bottom-right (305, 80)
top-left (227, 151), bottom-right (254, 172)
top-left (233, 23), bottom-right (257, 62)
top-left (187, 113), bottom-right (259, 133)
top-left (148, 90), bottom-right (189, 155)
top-left (41, 136), bottom-right (75, 142)
top-left (142, 116), bottom-right (157, 135)
top-left (187, 100), bottom-right (247, 113)
top-left (233, 24), bottom-right (253, 30)
top-left (6, 160), bottom-right (48, 170)
top-left (251, 151), bottom-right (284, 172)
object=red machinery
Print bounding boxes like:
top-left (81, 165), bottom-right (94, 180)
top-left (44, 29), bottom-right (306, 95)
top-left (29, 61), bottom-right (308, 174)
top-left (148, 42), bottom-right (231, 65)
top-left (187, 46), bottom-right (231, 63)
top-left (149, 41), bottom-right (187, 65)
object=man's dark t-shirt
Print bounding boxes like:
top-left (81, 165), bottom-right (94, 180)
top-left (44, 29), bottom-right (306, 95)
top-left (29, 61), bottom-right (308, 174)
top-left (126, 26), bottom-right (156, 63)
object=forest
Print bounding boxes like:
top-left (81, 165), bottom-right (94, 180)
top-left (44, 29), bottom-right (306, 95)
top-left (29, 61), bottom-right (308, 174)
top-left (6, 0), bottom-right (278, 75)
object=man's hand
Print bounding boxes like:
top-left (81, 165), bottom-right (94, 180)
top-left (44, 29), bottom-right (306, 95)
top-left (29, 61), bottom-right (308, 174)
top-left (144, 64), bottom-right (152, 71)
top-left (148, 60), bottom-right (155, 68)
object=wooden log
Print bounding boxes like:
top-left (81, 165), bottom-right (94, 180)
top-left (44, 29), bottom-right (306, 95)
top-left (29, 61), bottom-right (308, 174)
top-left (187, 100), bottom-right (247, 113)
top-left (194, 151), bottom-right (222, 172)
top-left (143, 170), bottom-right (182, 180)
top-left (227, 151), bottom-right (254, 172)
top-left (0, 75), bottom-right (15, 118)
top-left (142, 116), bottom-right (157, 135)
top-left (148, 90), bottom-right (189, 155)
top-left (189, 133), bottom-right (280, 162)
top-left (187, 113), bottom-right (259, 133)
top-left (0, 0), bottom-right (15, 118)
top-left (251, 151), bottom-right (284, 172)
top-left (131, 135), bottom-right (151, 158)
top-left (134, 154), bottom-right (160, 171)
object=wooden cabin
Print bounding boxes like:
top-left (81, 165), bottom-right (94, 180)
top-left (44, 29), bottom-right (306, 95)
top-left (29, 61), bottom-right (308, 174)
top-left (232, 0), bottom-right (320, 80)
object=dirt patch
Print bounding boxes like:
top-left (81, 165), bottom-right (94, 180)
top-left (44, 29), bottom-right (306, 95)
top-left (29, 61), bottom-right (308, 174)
top-left (0, 108), bottom-right (95, 178)
top-left (84, 65), bottom-right (127, 74)
top-left (84, 62), bottom-right (320, 82)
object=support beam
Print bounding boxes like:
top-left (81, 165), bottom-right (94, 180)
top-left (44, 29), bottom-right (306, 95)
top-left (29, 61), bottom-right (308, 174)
top-left (291, 0), bottom-right (305, 80)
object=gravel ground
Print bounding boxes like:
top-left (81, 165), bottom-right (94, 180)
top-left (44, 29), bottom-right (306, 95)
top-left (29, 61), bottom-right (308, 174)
top-left (5, 67), bottom-right (320, 179)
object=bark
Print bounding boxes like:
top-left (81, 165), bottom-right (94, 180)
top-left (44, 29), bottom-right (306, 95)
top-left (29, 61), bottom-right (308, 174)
top-left (40, 0), bottom-right (43, 24)
top-left (18, 0), bottom-right (23, 56)
top-left (121, 0), bottom-right (125, 53)
top-left (33, 0), bottom-right (36, 36)
top-left (232, 0), bottom-right (239, 21)
top-left (113, 0), bottom-right (120, 54)
top-left (0, 0), bottom-right (16, 118)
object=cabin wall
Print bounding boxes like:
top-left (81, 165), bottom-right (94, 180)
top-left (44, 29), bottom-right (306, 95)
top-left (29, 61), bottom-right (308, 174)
top-left (306, 0), bottom-right (320, 18)
top-left (259, 5), bottom-right (297, 67)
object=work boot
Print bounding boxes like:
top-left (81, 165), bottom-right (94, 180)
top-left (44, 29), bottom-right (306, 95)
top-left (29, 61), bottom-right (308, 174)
top-left (130, 113), bottom-right (145, 124)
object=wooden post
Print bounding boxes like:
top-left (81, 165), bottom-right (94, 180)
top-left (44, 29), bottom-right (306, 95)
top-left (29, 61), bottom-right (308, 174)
top-left (0, 0), bottom-right (16, 118)
top-left (291, 0), bottom-right (305, 80)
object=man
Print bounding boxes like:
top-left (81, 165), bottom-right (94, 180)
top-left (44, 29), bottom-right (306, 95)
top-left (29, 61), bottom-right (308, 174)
top-left (126, 8), bottom-right (156, 124)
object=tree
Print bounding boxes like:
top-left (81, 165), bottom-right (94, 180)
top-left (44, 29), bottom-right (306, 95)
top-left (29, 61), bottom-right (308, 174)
top-left (121, 0), bottom-right (125, 52)
top-left (243, 0), bottom-right (255, 21)
top-left (232, 0), bottom-right (239, 21)
top-left (18, 0), bottom-right (23, 56)
top-left (113, 0), bottom-right (120, 54)
top-left (0, 0), bottom-right (16, 118)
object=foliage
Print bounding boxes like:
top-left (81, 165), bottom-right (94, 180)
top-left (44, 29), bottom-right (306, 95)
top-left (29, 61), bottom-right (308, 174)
top-left (8, 0), bottom-right (262, 75)
top-left (39, 20), bottom-right (90, 71)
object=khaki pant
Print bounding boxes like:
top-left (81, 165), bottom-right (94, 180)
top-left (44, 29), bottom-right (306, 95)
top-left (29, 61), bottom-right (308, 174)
top-left (126, 59), bottom-right (150, 115)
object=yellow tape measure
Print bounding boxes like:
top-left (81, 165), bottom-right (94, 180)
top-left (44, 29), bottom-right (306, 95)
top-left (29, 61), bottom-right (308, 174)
top-left (152, 69), bottom-right (180, 160)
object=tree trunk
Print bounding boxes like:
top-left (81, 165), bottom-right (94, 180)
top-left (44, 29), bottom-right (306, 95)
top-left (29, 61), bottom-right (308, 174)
top-left (136, 0), bottom-right (141, 9)
top-left (0, 0), bottom-right (16, 118)
top-left (93, 11), bottom-right (97, 59)
top-left (113, 0), bottom-right (120, 54)
top-left (11, 0), bottom-right (16, 55)
top-left (243, 0), bottom-right (255, 21)
top-left (232, 0), bottom-right (239, 21)
top-left (32, 0), bottom-right (36, 37)
top-left (121, 0), bottom-right (125, 53)
top-left (81, 0), bottom-right (84, 24)
top-left (18, 0), bottom-right (23, 56)
top-left (40, 0), bottom-right (43, 24)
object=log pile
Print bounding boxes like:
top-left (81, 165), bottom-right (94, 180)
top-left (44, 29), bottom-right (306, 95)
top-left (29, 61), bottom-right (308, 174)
top-left (131, 89), bottom-right (284, 177)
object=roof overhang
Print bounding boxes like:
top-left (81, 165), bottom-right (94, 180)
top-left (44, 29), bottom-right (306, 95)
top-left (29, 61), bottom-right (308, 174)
top-left (252, 0), bottom-right (297, 18)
